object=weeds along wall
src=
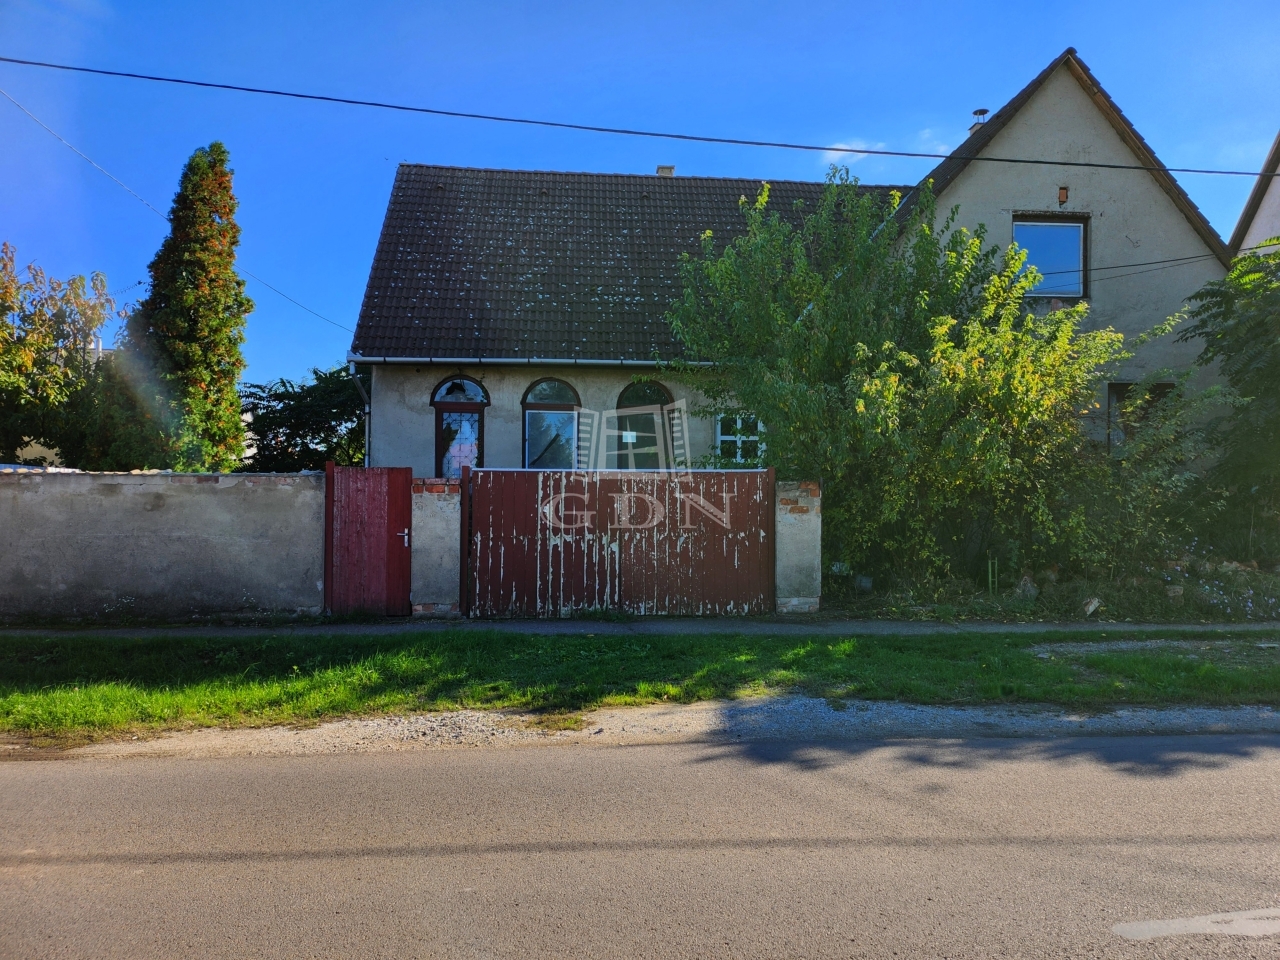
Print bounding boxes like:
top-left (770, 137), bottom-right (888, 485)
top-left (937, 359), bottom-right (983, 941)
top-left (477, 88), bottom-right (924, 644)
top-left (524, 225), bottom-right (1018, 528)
top-left (0, 472), bottom-right (327, 619)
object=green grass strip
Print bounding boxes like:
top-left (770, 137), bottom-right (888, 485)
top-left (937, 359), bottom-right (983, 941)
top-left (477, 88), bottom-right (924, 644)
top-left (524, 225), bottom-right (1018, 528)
top-left (1, 628), bottom-right (1278, 739)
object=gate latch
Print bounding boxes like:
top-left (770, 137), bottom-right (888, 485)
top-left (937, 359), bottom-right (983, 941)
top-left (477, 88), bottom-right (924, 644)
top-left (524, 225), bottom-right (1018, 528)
top-left (397, 528), bottom-right (409, 547)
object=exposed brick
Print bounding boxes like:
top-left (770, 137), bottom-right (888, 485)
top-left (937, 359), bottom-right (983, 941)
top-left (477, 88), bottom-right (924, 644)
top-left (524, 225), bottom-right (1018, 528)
top-left (412, 601), bottom-right (460, 616)
top-left (788, 505), bottom-right (810, 514)
top-left (413, 478), bottom-right (461, 496)
top-left (778, 498), bottom-right (798, 506)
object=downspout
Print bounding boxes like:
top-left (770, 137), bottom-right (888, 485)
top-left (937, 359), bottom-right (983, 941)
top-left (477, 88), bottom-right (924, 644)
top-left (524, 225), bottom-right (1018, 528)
top-left (348, 361), bottom-right (371, 468)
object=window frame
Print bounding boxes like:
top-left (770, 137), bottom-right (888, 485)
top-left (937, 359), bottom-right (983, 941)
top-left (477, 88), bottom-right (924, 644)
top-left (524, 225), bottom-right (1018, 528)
top-left (430, 375), bottom-right (489, 477)
top-left (617, 381), bottom-right (673, 410)
top-left (1107, 381), bottom-right (1175, 449)
top-left (1012, 213), bottom-right (1090, 300)
top-left (609, 381), bottom-right (674, 470)
top-left (521, 378), bottom-right (581, 469)
top-left (716, 415), bottom-right (765, 463)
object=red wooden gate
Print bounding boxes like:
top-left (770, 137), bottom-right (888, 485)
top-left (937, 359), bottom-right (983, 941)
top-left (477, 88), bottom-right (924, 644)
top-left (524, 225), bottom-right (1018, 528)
top-left (461, 468), bottom-right (774, 617)
top-left (324, 463), bottom-right (413, 616)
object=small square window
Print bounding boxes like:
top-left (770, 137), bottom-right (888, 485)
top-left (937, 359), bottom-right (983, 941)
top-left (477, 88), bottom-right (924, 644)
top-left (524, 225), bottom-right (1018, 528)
top-left (717, 416), bottom-right (764, 463)
top-left (1107, 381), bottom-right (1175, 447)
top-left (1013, 220), bottom-right (1085, 297)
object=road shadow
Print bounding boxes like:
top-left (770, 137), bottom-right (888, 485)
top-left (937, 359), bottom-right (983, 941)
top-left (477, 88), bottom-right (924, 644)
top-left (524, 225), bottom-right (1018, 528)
top-left (694, 719), bottom-right (1280, 778)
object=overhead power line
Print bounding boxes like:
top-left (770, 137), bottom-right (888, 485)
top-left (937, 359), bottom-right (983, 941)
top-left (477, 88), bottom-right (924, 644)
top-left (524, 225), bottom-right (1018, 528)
top-left (0, 84), bottom-right (353, 334)
top-left (0, 80), bottom-right (1234, 320)
top-left (1037, 251), bottom-right (1219, 279)
top-left (0, 86), bottom-right (167, 217)
top-left (0, 54), bottom-right (1274, 179)
top-left (240, 270), bottom-right (352, 333)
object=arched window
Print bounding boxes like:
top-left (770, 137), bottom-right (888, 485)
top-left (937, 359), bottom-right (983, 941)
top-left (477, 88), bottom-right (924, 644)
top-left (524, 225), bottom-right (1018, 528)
top-left (609, 381), bottom-right (672, 470)
top-left (431, 376), bottom-right (488, 477)
top-left (523, 379), bottom-right (580, 468)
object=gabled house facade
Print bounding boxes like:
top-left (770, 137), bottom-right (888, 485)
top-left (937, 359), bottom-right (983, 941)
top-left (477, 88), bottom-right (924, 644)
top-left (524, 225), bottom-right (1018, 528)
top-left (1230, 130), bottom-right (1280, 256)
top-left (351, 48), bottom-right (1231, 477)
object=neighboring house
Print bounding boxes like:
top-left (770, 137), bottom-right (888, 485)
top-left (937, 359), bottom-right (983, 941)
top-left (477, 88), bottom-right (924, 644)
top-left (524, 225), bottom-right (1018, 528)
top-left (916, 47), bottom-right (1230, 438)
top-left (1229, 130), bottom-right (1280, 256)
top-left (350, 47), bottom-right (1230, 477)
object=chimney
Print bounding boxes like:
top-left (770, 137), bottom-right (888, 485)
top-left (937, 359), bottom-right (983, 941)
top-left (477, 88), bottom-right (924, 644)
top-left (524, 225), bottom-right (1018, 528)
top-left (968, 108), bottom-right (989, 135)
top-left (656, 165), bottom-right (675, 177)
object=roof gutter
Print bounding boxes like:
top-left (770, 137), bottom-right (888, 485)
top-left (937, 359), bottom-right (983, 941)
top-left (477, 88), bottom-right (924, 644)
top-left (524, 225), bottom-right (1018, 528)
top-left (346, 353), bottom-right (712, 367)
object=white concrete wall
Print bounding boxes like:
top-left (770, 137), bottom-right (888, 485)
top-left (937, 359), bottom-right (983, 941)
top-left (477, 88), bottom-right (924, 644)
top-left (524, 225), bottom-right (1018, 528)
top-left (369, 364), bottom-right (715, 474)
top-left (1240, 174), bottom-right (1280, 253)
top-left (411, 479), bottom-right (461, 615)
top-left (937, 63), bottom-right (1226, 383)
top-left (2, 470), bottom-right (818, 620)
top-left (775, 481), bottom-right (821, 613)
top-left (0, 472), bottom-right (325, 619)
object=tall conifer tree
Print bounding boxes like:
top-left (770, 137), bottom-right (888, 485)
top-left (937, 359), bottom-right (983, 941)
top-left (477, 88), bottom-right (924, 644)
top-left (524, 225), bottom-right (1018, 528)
top-left (99, 142), bottom-right (253, 471)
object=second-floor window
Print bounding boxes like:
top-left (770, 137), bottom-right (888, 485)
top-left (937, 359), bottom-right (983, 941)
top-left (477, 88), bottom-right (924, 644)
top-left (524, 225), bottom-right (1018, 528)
top-left (1013, 218), bottom-right (1086, 298)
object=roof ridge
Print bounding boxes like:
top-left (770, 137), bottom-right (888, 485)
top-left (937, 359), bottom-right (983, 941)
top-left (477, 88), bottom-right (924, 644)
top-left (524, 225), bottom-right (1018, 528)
top-left (918, 47), bottom-right (1229, 267)
top-left (394, 162), bottom-right (912, 191)
top-left (1228, 129), bottom-right (1280, 256)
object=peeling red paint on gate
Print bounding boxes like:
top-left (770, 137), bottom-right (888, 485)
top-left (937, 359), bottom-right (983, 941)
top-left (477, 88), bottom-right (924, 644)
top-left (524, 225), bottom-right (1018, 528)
top-left (462, 469), bottom-right (774, 617)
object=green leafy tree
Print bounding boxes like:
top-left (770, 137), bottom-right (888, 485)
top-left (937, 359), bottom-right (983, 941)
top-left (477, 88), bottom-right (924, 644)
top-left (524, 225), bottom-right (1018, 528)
top-left (1177, 243), bottom-right (1280, 557)
top-left (1080, 368), bottom-right (1229, 569)
top-left (1179, 245), bottom-right (1280, 493)
top-left (80, 142), bottom-right (253, 471)
top-left (0, 243), bottom-right (115, 462)
top-left (667, 173), bottom-right (1137, 578)
top-left (239, 366), bottom-right (368, 471)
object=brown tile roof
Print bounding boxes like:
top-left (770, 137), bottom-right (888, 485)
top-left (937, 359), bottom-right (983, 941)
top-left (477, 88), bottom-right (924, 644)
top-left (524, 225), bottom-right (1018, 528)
top-left (351, 165), bottom-right (904, 363)
top-left (905, 47), bottom-right (1229, 267)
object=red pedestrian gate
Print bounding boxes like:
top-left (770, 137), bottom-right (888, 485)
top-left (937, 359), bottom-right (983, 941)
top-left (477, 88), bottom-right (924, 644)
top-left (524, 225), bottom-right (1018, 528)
top-left (460, 468), bottom-right (775, 617)
top-left (324, 463), bottom-right (413, 616)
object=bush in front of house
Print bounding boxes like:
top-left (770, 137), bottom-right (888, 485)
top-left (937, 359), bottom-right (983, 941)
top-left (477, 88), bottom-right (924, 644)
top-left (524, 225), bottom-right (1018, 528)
top-left (238, 366), bottom-right (368, 471)
top-left (667, 170), bottom-right (1225, 591)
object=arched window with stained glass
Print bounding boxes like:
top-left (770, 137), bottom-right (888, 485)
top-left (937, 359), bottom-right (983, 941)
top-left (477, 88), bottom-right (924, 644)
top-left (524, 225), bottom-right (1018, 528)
top-left (431, 376), bottom-right (488, 477)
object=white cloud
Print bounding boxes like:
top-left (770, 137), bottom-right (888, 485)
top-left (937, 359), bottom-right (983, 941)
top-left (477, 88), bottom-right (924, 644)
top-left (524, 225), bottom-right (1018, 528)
top-left (820, 139), bottom-right (886, 167)
top-left (915, 128), bottom-right (952, 155)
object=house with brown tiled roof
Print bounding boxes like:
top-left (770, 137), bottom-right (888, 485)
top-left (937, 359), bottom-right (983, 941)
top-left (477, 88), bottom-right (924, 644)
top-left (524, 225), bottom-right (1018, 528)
top-left (350, 48), bottom-right (1230, 477)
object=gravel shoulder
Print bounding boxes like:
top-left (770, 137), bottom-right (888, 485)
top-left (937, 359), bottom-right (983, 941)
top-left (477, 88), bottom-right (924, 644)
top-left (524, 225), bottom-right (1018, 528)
top-left (8, 695), bottom-right (1276, 761)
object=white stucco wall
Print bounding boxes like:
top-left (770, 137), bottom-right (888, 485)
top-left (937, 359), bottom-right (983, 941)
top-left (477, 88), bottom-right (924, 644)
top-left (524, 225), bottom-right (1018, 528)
top-left (411, 479), bottom-right (461, 615)
top-left (0, 473), bottom-right (325, 618)
top-left (936, 64), bottom-right (1226, 383)
top-left (775, 481), bottom-right (821, 613)
top-left (369, 364), bottom-right (715, 474)
top-left (1239, 174), bottom-right (1280, 253)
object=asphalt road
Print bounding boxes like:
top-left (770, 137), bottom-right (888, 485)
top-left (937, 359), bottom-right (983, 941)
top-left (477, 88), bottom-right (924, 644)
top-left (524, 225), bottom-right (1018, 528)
top-left (3, 735), bottom-right (1279, 959)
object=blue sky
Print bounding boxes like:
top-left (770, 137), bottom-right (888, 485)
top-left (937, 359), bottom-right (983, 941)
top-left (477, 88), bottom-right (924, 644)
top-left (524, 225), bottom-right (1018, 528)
top-left (2, 0), bottom-right (1278, 383)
